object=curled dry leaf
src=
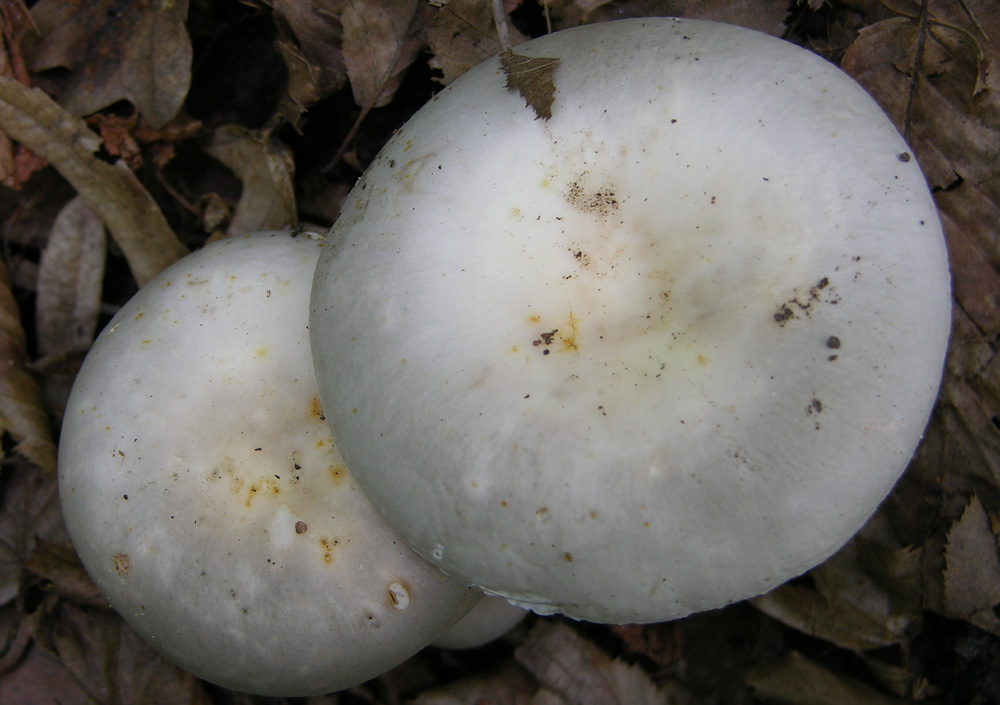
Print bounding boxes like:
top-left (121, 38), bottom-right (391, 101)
top-left (342, 0), bottom-right (429, 109)
top-left (0, 0), bottom-right (47, 190)
top-left (269, 0), bottom-right (348, 126)
top-left (0, 259), bottom-right (56, 475)
top-left (427, 0), bottom-right (528, 85)
top-left (407, 663), bottom-right (538, 705)
top-left (201, 124), bottom-right (297, 236)
top-left (25, 0), bottom-right (192, 129)
top-left (35, 196), bottom-right (106, 359)
top-left (0, 76), bottom-right (188, 286)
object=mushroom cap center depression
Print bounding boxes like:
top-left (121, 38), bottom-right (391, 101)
top-left (310, 18), bottom-right (951, 623)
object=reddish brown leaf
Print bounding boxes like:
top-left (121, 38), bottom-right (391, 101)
top-left (427, 0), bottom-right (528, 85)
top-left (499, 50), bottom-right (559, 120)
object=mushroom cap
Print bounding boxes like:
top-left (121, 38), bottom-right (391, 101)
top-left (58, 232), bottom-right (479, 696)
top-left (431, 595), bottom-right (528, 650)
top-left (309, 18), bottom-right (951, 623)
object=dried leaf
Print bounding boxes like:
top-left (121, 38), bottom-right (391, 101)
top-left (409, 663), bottom-right (538, 705)
top-left (499, 50), bottom-right (559, 121)
top-left (943, 495), bottom-right (1000, 635)
top-left (0, 460), bottom-right (66, 605)
top-left (26, 0), bottom-right (192, 129)
top-left (270, 0), bottom-right (348, 125)
top-left (30, 601), bottom-right (210, 705)
top-left (0, 0), bottom-right (44, 189)
top-left (201, 124), bottom-right (297, 235)
top-left (748, 651), bottom-right (909, 705)
top-left (427, 0), bottom-right (528, 85)
top-left (0, 76), bottom-right (188, 285)
top-left (36, 196), bottom-right (106, 358)
top-left (514, 622), bottom-right (669, 705)
top-left (0, 259), bottom-right (56, 475)
top-left (24, 539), bottom-right (106, 608)
top-left (342, 0), bottom-right (427, 109)
top-left (0, 638), bottom-right (92, 703)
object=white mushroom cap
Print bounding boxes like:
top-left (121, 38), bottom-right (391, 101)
top-left (431, 595), bottom-right (528, 650)
top-left (58, 232), bottom-right (480, 696)
top-left (309, 18), bottom-right (951, 624)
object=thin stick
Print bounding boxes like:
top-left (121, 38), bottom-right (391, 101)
top-left (491, 0), bottom-right (512, 51)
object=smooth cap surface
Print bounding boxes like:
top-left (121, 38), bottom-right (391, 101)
top-left (59, 232), bottom-right (479, 695)
top-left (310, 19), bottom-right (952, 623)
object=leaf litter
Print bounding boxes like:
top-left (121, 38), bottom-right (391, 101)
top-left (0, 0), bottom-right (998, 702)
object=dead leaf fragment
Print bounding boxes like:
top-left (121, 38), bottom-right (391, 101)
top-left (30, 600), bottom-right (210, 705)
top-left (36, 196), bottom-right (106, 359)
top-left (943, 495), bottom-right (1000, 635)
top-left (0, 260), bottom-right (56, 475)
top-left (500, 50), bottom-right (559, 120)
top-left (427, 0), bottom-right (528, 84)
top-left (342, 0), bottom-right (428, 109)
top-left (0, 76), bottom-right (188, 285)
top-left (24, 539), bottom-right (106, 608)
top-left (748, 651), bottom-right (909, 705)
top-left (202, 125), bottom-right (297, 236)
top-left (514, 621), bottom-right (672, 705)
top-left (26, 0), bottom-right (192, 129)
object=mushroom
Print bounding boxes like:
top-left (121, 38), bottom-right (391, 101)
top-left (432, 595), bottom-right (529, 649)
top-left (309, 18), bottom-right (952, 624)
top-left (58, 232), bottom-right (480, 696)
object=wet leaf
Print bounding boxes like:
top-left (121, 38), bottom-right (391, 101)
top-left (500, 50), bottom-right (559, 121)
top-left (0, 259), bottom-right (56, 475)
top-left (201, 124), bottom-right (297, 235)
top-left (0, 76), bottom-right (189, 285)
top-left (427, 0), bottom-right (528, 85)
top-left (342, 0), bottom-right (428, 109)
top-left (25, 0), bottom-right (192, 129)
top-left (35, 196), bottom-right (106, 359)
top-left (943, 495), bottom-right (1000, 635)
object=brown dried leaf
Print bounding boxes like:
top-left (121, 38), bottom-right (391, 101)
top-left (0, 0), bottom-right (45, 190)
top-left (0, 259), bottom-right (56, 475)
top-left (427, 0), bottom-right (528, 85)
top-left (30, 600), bottom-right (210, 705)
top-left (270, 0), bottom-right (348, 124)
top-left (943, 495), bottom-right (1000, 635)
top-left (0, 76), bottom-right (188, 285)
top-left (0, 460), bottom-right (66, 605)
top-left (24, 540), bottom-right (106, 608)
top-left (547, 0), bottom-right (787, 38)
top-left (25, 0), bottom-right (192, 129)
top-left (0, 638), bottom-right (91, 704)
top-left (748, 651), bottom-right (909, 705)
top-left (500, 50), bottom-right (559, 121)
top-left (201, 125), bottom-right (297, 235)
top-left (408, 663), bottom-right (538, 705)
top-left (36, 196), bottom-right (106, 359)
top-left (342, 0), bottom-right (427, 109)
top-left (514, 622), bottom-right (670, 705)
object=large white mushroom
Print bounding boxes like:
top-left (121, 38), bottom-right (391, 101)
top-left (58, 232), bottom-right (480, 695)
top-left (309, 18), bottom-right (952, 624)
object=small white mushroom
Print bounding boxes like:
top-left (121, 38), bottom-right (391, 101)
top-left (309, 19), bottom-right (952, 624)
top-left (58, 232), bottom-right (479, 696)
